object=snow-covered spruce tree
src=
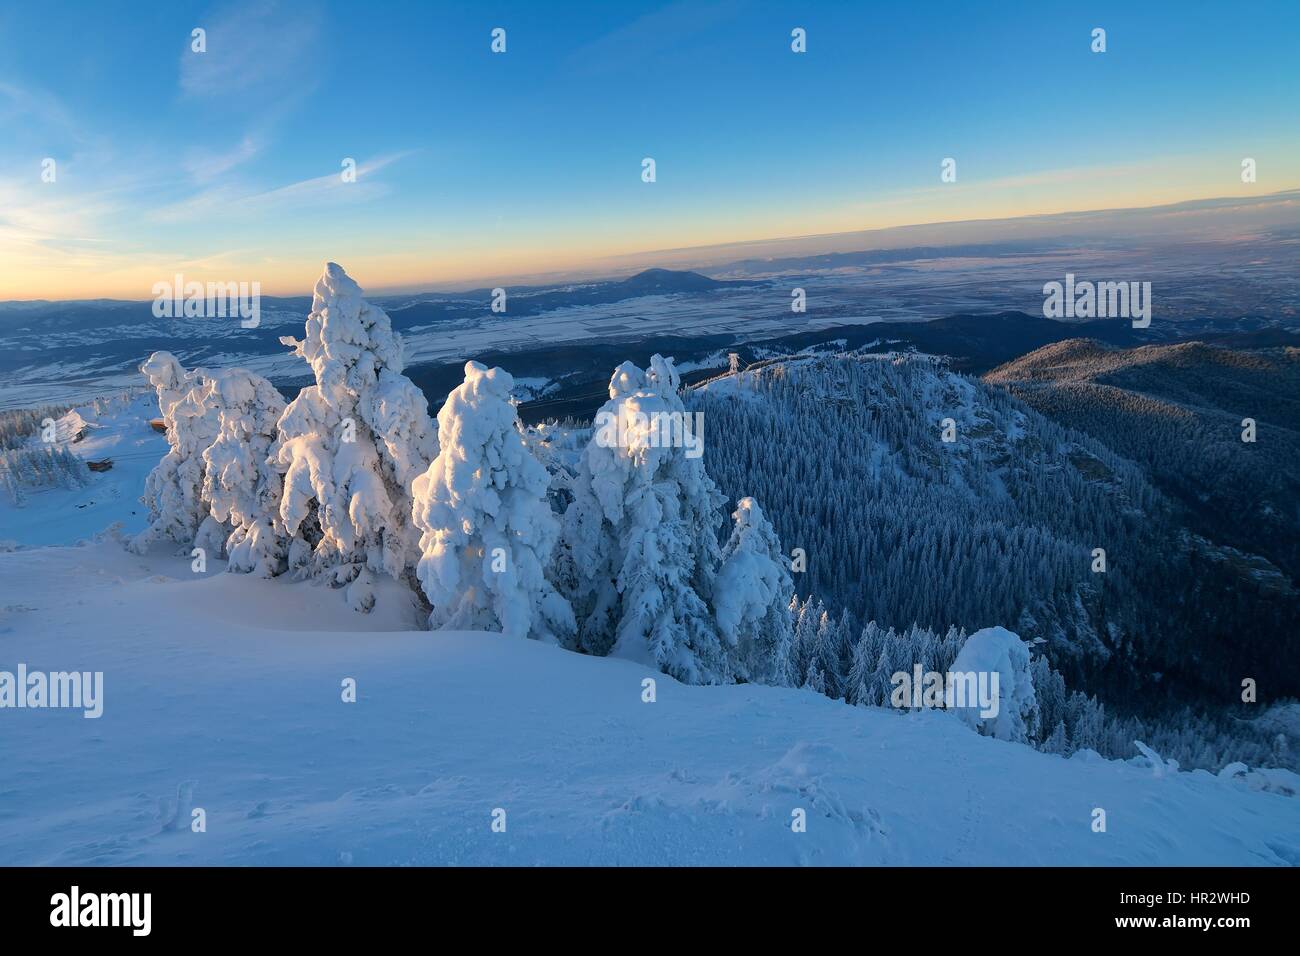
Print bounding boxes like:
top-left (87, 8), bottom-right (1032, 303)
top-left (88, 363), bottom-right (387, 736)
top-left (1044, 720), bottom-right (1070, 756)
top-left (845, 623), bottom-right (881, 706)
top-left (271, 263), bottom-right (437, 610)
top-left (814, 609), bottom-right (853, 700)
top-left (869, 627), bottom-right (900, 707)
top-left (130, 351), bottom-right (226, 556)
top-left (713, 497), bottom-right (796, 684)
top-left (804, 665), bottom-right (827, 695)
top-left (555, 361), bottom-right (650, 652)
top-left (949, 626), bottom-right (1040, 743)
top-left (784, 595), bottom-right (802, 683)
top-left (558, 355), bottom-right (729, 683)
top-left (411, 361), bottom-right (574, 641)
top-left (789, 596), bottom-right (824, 689)
top-left (200, 368), bottom-right (295, 577)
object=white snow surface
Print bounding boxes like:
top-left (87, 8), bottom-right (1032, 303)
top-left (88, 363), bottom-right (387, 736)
top-left (1, 536), bottom-right (1297, 866)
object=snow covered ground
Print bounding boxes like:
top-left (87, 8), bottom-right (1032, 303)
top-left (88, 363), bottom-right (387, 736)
top-left (1, 391), bottom-right (1296, 867)
top-left (0, 534), bottom-right (1296, 865)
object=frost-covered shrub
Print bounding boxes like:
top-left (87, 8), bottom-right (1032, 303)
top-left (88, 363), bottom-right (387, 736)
top-left (271, 263), bottom-right (437, 609)
top-left (558, 355), bottom-right (730, 683)
top-left (950, 626), bottom-right (1040, 742)
top-left (130, 351), bottom-right (225, 555)
top-left (411, 361), bottom-right (574, 641)
top-left (715, 497), bottom-right (795, 684)
top-left (200, 368), bottom-right (293, 577)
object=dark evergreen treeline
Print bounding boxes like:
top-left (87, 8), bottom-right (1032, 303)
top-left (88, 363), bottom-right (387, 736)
top-left (686, 353), bottom-right (1300, 710)
top-left (786, 595), bottom-right (1296, 773)
top-left (988, 340), bottom-right (1300, 583)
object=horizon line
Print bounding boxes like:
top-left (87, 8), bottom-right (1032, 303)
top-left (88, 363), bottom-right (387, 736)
top-left (4, 187), bottom-right (1295, 306)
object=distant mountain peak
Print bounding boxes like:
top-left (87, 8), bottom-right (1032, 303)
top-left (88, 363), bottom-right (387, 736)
top-left (617, 268), bottom-right (722, 291)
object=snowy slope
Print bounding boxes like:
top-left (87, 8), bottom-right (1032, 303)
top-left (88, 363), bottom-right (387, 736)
top-left (1, 538), bottom-right (1296, 866)
top-left (0, 392), bottom-right (167, 549)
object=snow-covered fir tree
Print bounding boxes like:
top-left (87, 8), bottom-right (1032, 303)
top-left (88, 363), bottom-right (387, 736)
top-left (0, 445), bottom-right (89, 505)
top-left (1044, 720), bottom-right (1070, 755)
top-left (132, 353), bottom-right (300, 571)
top-left (804, 664), bottom-right (827, 695)
top-left (949, 626), bottom-right (1040, 743)
top-left (130, 351), bottom-right (225, 556)
top-left (813, 609), bottom-right (853, 700)
top-left (558, 355), bottom-right (729, 683)
top-left (411, 361), bottom-right (574, 642)
top-left (845, 621), bottom-right (882, 706)
top-left (789, 596), bottom-right (824, 689)
top-left (713, 496), bottom-right (796, 684)
top-left (870, 627), bottom-right (901, 708)
top-left (271, 262), bottom-right (437, 610)
top-left (200, 368), bottom-right (295, 577)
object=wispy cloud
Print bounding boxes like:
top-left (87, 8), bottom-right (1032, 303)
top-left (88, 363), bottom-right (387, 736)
top-left (179, 0), bottom-right (323, 100)
top-left (149, 151), bottom-right (416, 224)
top-left (183, 135), bottom-right (262, 182)
top-left (567, 0), bottom-right (743, 73)
top-left (0, 81), bottom-right (80, 137)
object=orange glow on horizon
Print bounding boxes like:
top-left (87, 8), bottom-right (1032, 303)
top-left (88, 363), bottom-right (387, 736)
top-left (2, 174), bottom-right (1296, 301)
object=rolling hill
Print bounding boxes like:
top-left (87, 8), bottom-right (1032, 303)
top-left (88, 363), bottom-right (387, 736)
top-left (986, 339), bottom-right (1300, 582)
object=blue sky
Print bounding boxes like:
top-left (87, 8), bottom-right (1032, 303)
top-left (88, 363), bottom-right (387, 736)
top-left (1, 0), bottom-right (1297, 297)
